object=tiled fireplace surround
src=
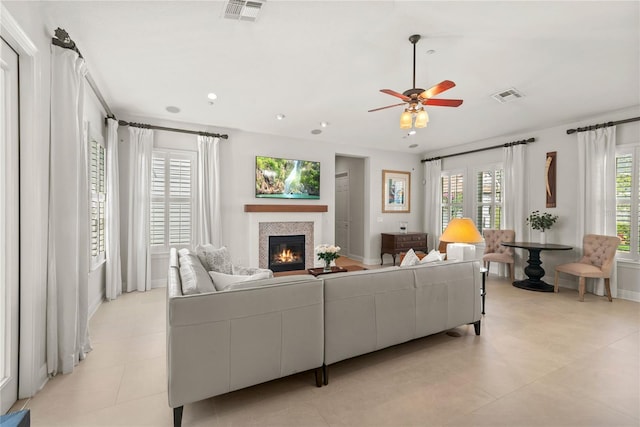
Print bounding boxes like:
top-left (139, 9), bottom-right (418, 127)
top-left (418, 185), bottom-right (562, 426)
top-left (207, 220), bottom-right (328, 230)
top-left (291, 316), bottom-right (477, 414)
top-left (248, 211), bottom-right (324, 270)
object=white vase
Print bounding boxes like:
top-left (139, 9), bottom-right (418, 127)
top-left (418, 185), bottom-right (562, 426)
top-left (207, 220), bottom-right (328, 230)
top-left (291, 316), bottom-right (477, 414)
top-left (539, 231), bottom-right (546, 244)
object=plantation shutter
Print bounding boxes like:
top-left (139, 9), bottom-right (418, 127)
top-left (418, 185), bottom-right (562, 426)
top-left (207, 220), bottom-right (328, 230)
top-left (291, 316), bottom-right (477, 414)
top-left (150, 151), bottom-right (195, 250)
top-left (616, 153), bottom-right (633, 252)
top-left (90, 139), bottom-right (106, 258)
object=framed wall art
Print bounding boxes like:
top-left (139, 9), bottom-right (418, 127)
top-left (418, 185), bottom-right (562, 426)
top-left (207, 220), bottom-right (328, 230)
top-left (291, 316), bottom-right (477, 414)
top-left (382, 170), bottom-right (410, 213)
top-left (546, 151), bottom-right (556, 208)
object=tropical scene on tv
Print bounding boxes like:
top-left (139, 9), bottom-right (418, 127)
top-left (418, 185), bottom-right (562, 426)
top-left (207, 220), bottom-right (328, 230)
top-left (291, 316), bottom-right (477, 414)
top-left (256, 156), bottom-right (320, 199)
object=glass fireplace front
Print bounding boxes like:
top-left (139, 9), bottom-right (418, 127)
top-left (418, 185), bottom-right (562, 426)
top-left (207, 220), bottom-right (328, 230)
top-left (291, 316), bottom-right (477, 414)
top-left (268, 235), bottom-right (305, 272)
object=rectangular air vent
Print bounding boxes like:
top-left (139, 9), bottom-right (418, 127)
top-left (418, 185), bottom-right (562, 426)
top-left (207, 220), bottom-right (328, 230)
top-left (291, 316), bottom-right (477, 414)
top-left (224, 0), bottom-right (265, 21)
top-left (491, 87), bottom-right (525, 103)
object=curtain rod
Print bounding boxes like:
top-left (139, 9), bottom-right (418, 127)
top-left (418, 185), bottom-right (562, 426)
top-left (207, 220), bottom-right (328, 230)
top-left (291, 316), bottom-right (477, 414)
top-left (116, 119), bottom-right (229, 140)
top-left (565, 116), bottom-right (640, 134)
top-left (51, 28), bottom-right (114, 118)
top-left (421, 137), bottom-right (535, 163)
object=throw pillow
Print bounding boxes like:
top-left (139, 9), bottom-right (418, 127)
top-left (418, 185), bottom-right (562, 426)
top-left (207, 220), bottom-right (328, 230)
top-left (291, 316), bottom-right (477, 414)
top-left (196, 244), bottom-right (233, 274)
top-left (232, 265), bottom-right (274, 278)
top-left (208, 270), bottom-right (272, 292)
top-left (400, 248), bottom-right (420, 267)
top-left (178, 248), bottom-right (195, 257)
top-left (419, 249), bottom-right (445, 264)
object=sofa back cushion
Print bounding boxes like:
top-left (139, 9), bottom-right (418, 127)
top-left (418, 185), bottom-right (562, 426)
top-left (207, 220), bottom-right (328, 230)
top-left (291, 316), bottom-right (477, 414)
top-left (180, 262), bottom-right (216, 295)
top-left (208, 270), bottom-right (272, 291)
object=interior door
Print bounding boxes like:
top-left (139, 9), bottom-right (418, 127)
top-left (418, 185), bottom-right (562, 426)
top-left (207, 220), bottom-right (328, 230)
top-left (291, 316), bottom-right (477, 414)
top-left (0, 37), bottom-right (20, 414)
top-left (335, 172), bottom-right (350, 256)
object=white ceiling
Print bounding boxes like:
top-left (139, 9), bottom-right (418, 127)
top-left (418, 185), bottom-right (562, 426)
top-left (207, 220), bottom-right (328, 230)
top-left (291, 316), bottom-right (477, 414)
top-left (37, 1), bottom-right (639, 153)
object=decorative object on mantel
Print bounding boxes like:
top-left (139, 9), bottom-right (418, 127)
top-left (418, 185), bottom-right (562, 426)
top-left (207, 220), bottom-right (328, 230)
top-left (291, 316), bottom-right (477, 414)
top-left (316, 244), bottom-right (341, 272)
top-left (546, 151), bottom-right (557, 208)
top-left (382, 170), bottom-right (411, 213)
top-left (526, 210), bottom-right (558, 244)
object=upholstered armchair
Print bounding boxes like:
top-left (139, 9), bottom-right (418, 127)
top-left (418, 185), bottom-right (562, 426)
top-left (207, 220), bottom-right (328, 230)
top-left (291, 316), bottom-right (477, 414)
top-left (554, 234), bottom-right (621, 302)
top-left (482, 229), bottom-right (515, 280)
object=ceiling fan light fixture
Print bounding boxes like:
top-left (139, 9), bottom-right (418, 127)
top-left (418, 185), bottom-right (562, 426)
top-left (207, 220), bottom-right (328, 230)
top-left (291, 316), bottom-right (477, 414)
top-left (400, 110), bottom-right (413, 129)
top-left (414, 109), bottom-right (429, 128)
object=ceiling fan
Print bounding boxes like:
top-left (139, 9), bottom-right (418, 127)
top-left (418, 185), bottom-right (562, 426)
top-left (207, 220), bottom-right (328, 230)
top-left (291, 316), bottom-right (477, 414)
top-left (369, 34), bottom-right (463, 129)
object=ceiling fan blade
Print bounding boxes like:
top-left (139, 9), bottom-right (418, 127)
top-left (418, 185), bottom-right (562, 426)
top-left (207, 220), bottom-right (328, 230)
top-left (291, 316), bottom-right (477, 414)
top-left (422, 98), bottom-right (463, 107)
top-left (419, 80), bottom-right (456, 99)
top-left (380, 89), bottom-right (411, 101)
top-left (368, 103), bottom-right (406, 113)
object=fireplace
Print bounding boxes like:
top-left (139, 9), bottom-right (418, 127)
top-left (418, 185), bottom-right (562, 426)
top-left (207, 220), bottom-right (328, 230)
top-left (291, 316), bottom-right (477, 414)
top-left (269, 235), bottom-right (305, 272)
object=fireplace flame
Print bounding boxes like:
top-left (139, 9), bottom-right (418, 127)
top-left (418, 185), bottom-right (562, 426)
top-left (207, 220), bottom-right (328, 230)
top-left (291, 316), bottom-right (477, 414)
top-left (276, 249), bottom-right (296, 263)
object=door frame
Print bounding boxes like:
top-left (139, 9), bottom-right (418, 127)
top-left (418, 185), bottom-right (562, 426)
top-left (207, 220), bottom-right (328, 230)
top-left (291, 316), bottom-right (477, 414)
top-left (335, 170), bottom-right (350, 257)
top-left (1, 5), bottom-right (46, 399)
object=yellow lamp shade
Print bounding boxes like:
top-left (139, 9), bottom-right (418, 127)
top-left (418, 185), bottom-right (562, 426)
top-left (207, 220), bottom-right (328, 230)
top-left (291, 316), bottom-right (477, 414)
top-left (440, 218), bottom-right (483, 243)
top-left (400, 111), bottom-right (412, 129)
top-left (414, 109), bottom-right (429, 128)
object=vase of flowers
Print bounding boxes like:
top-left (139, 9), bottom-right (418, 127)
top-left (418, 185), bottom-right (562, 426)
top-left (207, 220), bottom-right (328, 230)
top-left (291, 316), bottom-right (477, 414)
top-left (316, 244), bottom-right (341, 272)
top-left (526, 210), bottom-right (558, 244)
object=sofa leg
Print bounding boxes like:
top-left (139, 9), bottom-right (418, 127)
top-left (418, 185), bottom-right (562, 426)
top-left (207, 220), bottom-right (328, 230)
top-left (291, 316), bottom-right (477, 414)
top-left (315, 367), bottom-right (323, 387)
top-left (473, 320), bottom-right (481, 336)
top-left (322, 364), bottom-right (328, 386)
top-left (173, 406), bottom-right (183, 427)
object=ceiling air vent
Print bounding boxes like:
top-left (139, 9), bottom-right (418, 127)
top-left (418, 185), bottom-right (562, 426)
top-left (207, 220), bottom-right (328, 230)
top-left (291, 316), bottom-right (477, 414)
top-left (491, 87), bottom-right (524, 103)
top-left (224, 0), bottom-right (265, 22)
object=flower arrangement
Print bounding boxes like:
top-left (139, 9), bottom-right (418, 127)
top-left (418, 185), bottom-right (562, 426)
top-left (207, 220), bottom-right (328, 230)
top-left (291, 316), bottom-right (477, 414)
top-left (526, 210), bottom-right (558, 232)
top-left (316, 244), bottom-right (341, 263)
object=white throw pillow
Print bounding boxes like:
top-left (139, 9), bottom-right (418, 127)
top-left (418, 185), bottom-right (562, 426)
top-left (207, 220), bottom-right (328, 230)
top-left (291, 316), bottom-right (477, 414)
top-left (196, 244), bottom-right (233, 274)
top-left (232, 265), bottom-right (274, 278)
top-left (208, 270), bottom-right (271, 291)
top-left (419, 249), bottom-right (445, 264)
top-left (400, 248), bottom-right (420, 267)
top-left (180, 263), bottom-right (216, 295)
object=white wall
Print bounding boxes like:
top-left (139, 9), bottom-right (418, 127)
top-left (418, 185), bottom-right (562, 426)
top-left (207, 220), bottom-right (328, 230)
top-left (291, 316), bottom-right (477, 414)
top-left (423, 105), bottom-right (640, 300)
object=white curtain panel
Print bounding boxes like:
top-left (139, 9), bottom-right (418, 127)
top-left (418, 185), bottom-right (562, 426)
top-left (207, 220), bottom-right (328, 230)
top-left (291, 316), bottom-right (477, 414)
top-left (577, 126), bottom-right (617, 296)
top-left (46, 45), bottom-right (92, 375)
top-left (105, 118), bottom-right (123, 300)
top-left (503, 144), bottom-right (527, 280)
top-left (195, 135), bottom-right (222, 247)
top-left (423, 159), bottom-right (442, 250)
top-left (127, 127), bottom-right (154, 292)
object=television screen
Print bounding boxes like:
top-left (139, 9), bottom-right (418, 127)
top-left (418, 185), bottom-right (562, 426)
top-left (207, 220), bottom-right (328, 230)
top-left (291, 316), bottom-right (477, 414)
top-left (255, 156), bottom-right (320, 199)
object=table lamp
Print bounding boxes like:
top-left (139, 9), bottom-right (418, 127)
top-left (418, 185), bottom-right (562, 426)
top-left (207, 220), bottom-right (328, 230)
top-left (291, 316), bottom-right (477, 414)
top-left (439, 218), bottom-right (483, 261)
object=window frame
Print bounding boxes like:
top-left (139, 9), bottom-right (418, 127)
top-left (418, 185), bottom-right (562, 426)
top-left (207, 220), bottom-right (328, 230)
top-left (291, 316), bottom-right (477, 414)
top-left (472, 163), bottom-right (504, 233)
top-left (150, 149), bottom-right (197, 254)
top-left (88, 126), bottom-right (106, 269)
top-left (615, 144), bottom-right (640, 261)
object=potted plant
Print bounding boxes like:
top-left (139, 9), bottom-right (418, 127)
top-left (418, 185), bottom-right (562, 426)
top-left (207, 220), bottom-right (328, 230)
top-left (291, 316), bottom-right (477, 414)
top-left (526, 210), bottom-right (558, 244)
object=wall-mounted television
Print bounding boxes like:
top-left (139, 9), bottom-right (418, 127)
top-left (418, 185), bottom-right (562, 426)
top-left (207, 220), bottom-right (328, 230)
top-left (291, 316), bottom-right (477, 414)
top-left (255, 156), bottom-right (320, 199)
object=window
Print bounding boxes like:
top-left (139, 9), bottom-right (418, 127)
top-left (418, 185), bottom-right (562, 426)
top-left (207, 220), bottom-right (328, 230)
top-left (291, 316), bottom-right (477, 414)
top-left (615, 146), bottom-right (640, 260)
top-left (150, 150), bottom-right (196, 252)
top-left (474, 166), bottom-right (503, 233)
top-left (89, 134), bottom-right (106, 265)
top-left (441, 171), bottom-right (464, 233)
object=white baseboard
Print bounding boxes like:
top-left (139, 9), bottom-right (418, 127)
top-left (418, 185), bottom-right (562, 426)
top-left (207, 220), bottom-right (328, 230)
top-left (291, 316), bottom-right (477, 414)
top-left (346, 254), bottom-right (364, 263)
top-left (616, 288), bottom-right (640, 302)
top-left (88, 291), bottom-right (104, 319)
top-left (151, 278), bottom-right (166, 289)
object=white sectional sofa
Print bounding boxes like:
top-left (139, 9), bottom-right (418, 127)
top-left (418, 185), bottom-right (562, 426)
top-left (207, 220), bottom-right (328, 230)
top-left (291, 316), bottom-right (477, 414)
top-left (167, 248), bottom-right (482, 427)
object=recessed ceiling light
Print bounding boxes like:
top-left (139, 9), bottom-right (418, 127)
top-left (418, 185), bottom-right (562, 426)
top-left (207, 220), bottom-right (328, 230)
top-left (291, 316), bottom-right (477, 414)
top-left (311, 129), bottom-right (322, 135)
top-left (426, 49), bottom-right (436, 55)
top-left (276, 114), bottom-right (286, 120)
top-left (207, 93), bottom-right (217, 100)
top-left (409, 144), bottom-right (419, 148)
top-left (166, 106), bottom-right (180, 113)
top-left (320, 121), bottom-right (329, 128)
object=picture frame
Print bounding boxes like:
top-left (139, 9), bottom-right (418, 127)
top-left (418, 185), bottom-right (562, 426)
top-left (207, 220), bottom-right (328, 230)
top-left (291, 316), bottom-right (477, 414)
top-left (382, 170), bottom-right (411, 213)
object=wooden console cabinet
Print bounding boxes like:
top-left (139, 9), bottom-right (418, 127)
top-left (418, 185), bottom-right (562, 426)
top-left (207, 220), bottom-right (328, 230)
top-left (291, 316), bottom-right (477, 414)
top-left (380, 232), bottom-right (428, 265)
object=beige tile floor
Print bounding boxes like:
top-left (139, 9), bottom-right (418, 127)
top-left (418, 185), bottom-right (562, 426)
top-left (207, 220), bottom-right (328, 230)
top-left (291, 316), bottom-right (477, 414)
top-left (9, 270), bottom-right (640, 427)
